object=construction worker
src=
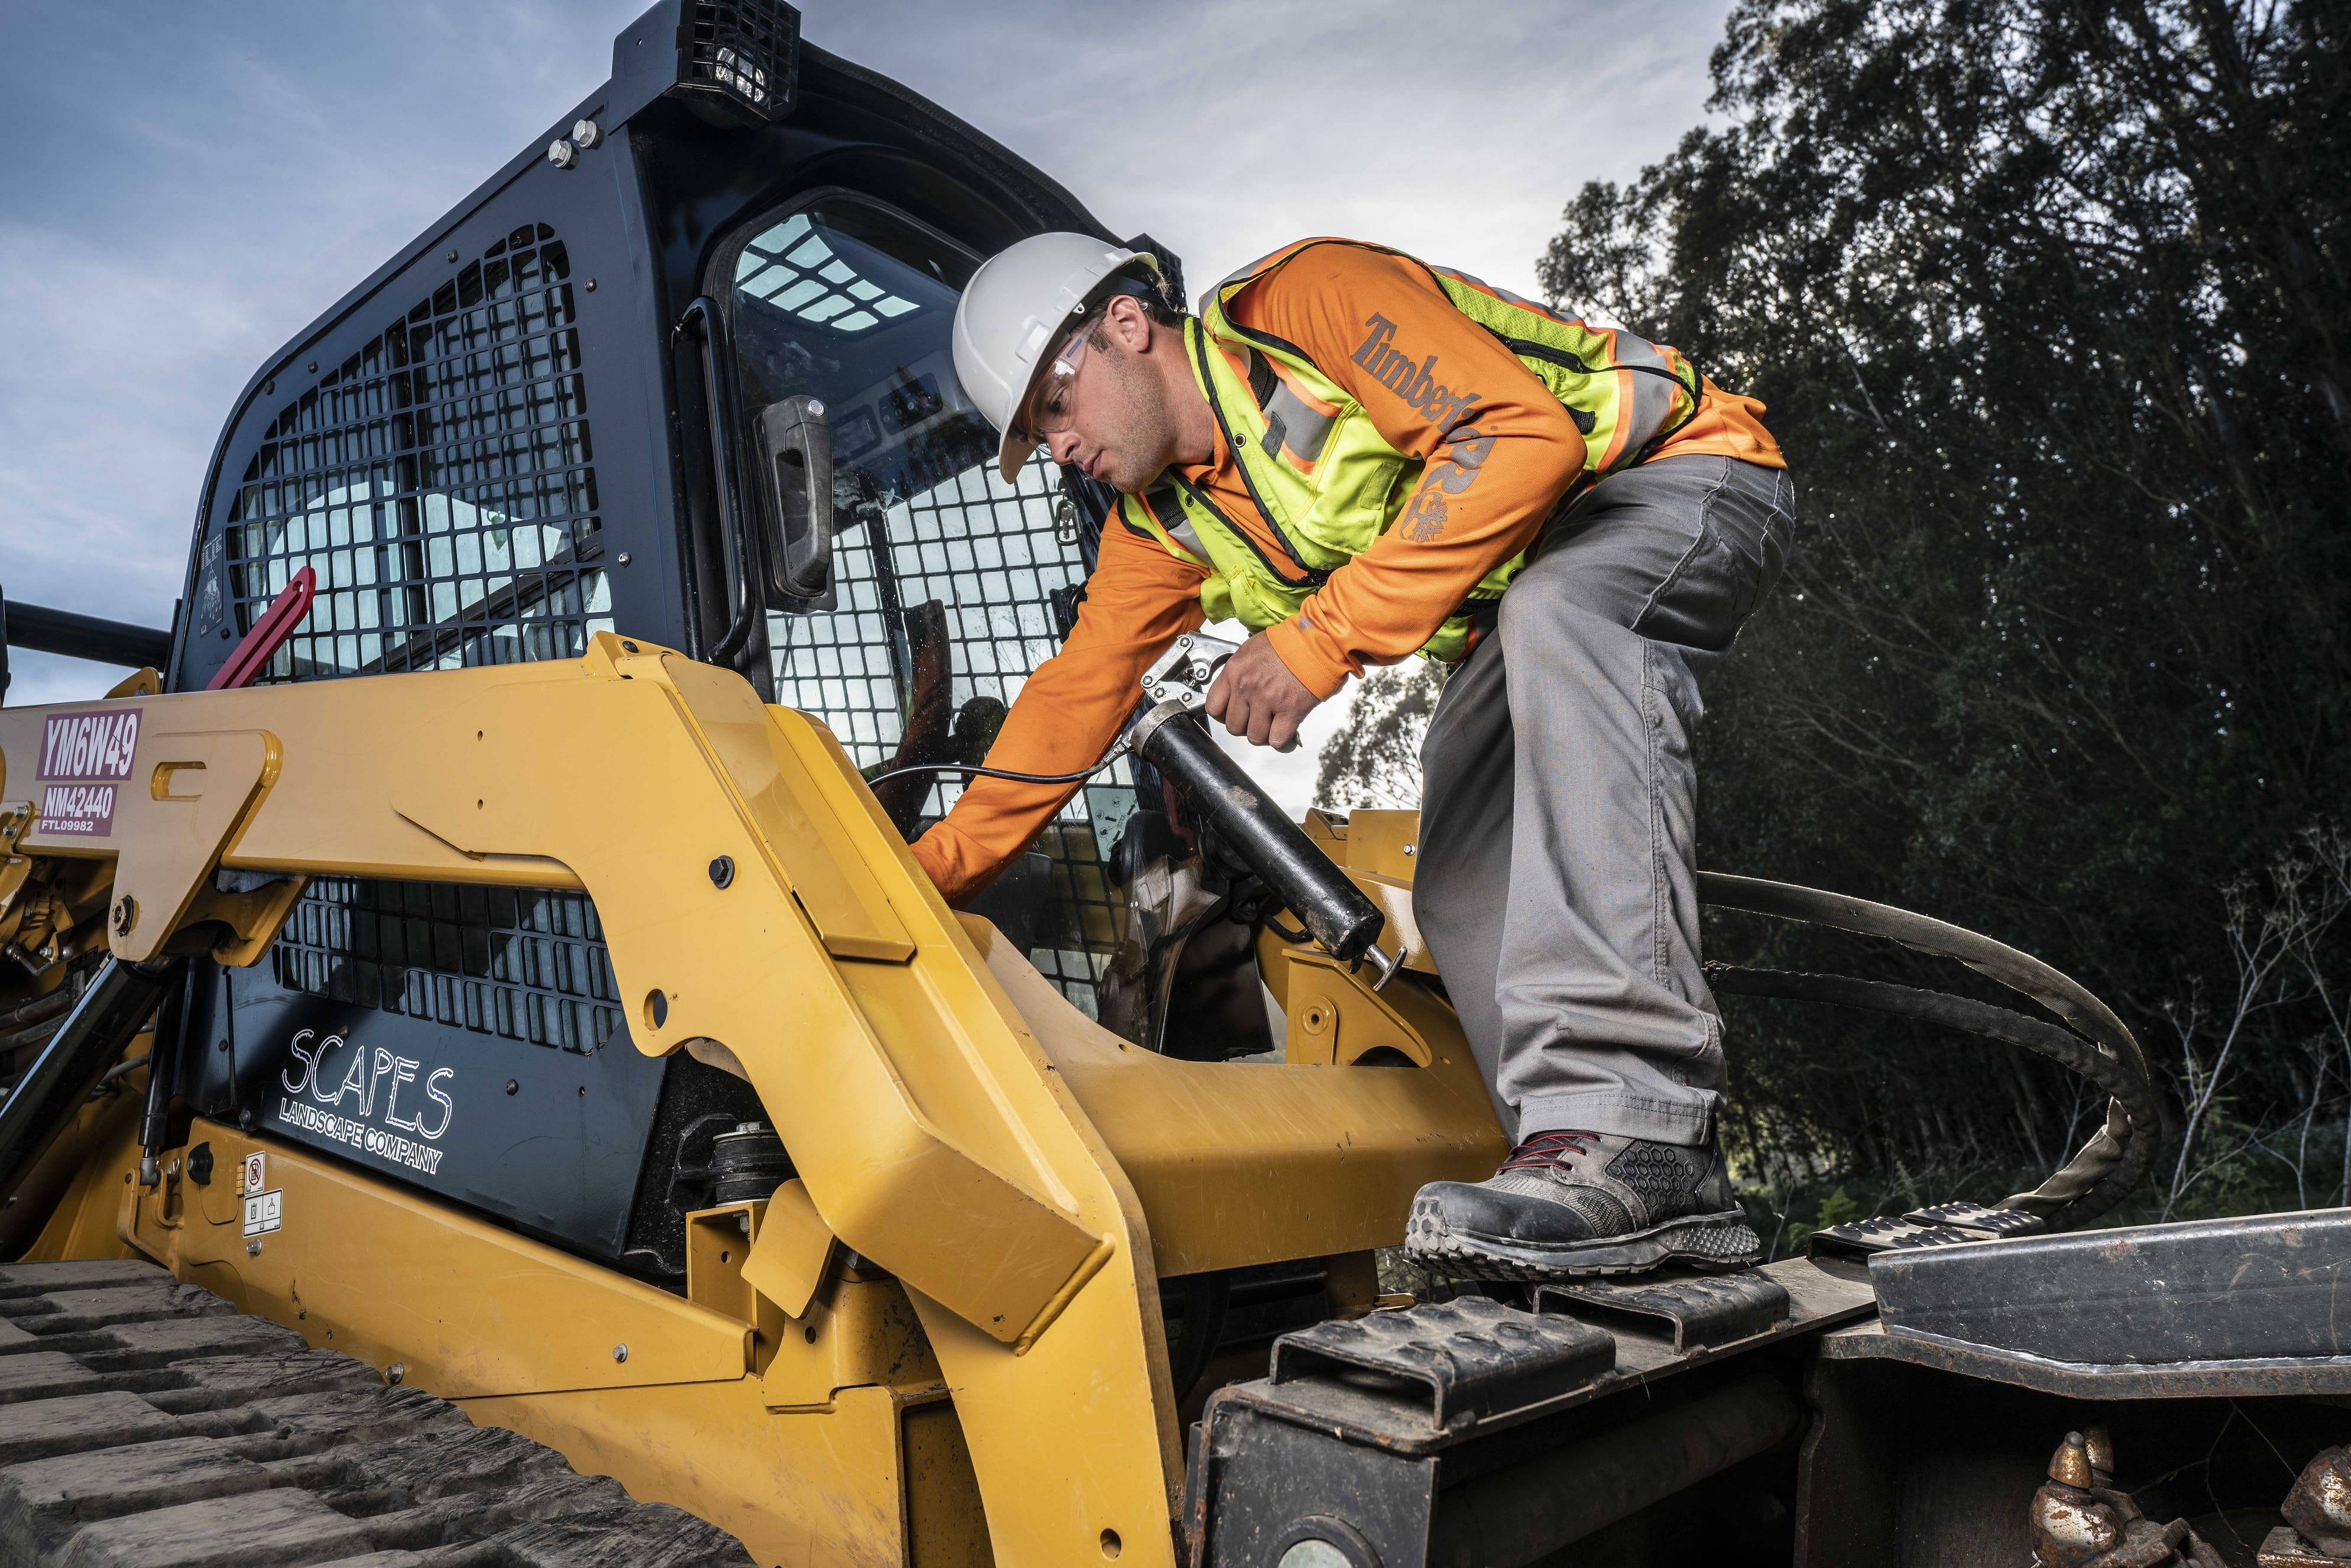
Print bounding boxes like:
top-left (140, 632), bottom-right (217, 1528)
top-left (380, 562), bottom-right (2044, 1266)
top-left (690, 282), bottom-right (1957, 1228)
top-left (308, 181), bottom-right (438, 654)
top-left (919, 234), bottom-right (1793, 1279)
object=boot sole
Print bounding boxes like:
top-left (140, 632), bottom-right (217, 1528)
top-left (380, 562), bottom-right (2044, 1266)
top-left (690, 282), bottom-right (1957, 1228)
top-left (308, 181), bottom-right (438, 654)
top-left (1403, 1194), bottom-right (1763, 1281)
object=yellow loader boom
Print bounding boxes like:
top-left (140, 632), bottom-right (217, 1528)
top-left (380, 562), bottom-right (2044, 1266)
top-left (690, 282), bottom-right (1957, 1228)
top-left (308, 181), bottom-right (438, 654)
top-left (0, 639), bottom-right (1504, 1562)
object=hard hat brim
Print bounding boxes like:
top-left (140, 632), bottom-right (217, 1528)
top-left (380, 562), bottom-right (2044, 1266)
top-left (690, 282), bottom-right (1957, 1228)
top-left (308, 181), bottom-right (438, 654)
top-left (996, 425), bottom-right (1038, 484)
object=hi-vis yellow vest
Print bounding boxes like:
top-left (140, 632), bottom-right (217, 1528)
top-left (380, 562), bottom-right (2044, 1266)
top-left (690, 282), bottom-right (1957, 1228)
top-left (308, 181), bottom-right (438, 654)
top-left (1116, 239), bottom-right (1703, 662)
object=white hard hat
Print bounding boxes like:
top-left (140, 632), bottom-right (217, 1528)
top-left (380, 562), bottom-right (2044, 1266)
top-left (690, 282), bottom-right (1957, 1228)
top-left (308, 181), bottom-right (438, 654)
top-left (952, 232), bottom-right (1151, 481)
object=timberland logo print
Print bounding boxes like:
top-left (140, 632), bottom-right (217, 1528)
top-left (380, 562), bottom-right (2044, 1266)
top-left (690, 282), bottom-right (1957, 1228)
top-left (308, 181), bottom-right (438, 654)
top-left (1352, 314), bottom-right (1478, 429)
top-left (1398, 428), bottom-right (1498, 543)
top-left (36, 708), bottom-right (141, 838)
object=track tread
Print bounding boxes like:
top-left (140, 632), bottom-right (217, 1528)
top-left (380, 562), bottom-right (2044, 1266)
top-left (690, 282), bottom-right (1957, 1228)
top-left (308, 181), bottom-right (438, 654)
top-left (0, 1260), bottom-right (752, 1566)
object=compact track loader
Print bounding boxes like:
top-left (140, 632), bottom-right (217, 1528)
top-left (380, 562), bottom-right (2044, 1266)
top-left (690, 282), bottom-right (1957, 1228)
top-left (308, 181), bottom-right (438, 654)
top-left (3, 5), bottom-right (2347, 1564)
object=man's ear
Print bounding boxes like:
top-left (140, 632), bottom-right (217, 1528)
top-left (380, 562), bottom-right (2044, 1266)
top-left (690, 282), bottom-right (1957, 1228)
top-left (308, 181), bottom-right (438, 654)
top-left (1102, 293), bottom-right (1155, 354)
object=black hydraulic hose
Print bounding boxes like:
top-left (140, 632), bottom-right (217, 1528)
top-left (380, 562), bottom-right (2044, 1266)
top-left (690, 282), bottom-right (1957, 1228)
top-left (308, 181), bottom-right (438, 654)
top-left (0, 1021), bottom-right (63, 1059)
top-left (1706, 965), bottom-right (2158, 1225)
top-left (0, 980), bottom-right (84, 1036)
top-left (0, 957), bottom-right (183, 1203)
top-left (1698, 872), bottom-right (2152, 1231)
top-left (864, 754), bottom-right (1126, 791)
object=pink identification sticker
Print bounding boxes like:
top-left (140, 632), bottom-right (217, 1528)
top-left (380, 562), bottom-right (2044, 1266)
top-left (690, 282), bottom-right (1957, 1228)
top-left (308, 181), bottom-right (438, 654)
top-left (34, 707), bottom-right (141, 838)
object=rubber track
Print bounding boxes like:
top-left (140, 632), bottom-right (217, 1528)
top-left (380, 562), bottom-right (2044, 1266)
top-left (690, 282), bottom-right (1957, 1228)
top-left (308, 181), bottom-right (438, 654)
top-left (0, 1258), bottom-right (753, 1566)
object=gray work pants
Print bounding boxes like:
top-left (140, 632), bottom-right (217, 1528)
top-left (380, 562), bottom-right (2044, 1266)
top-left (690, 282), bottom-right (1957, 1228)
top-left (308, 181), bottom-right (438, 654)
top-left (1415, 455), bottom-right (1795, 1148)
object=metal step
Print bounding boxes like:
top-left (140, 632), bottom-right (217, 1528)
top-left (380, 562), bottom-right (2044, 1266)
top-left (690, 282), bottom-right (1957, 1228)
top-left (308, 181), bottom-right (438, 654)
top-left (1181, 1255), bottom-right (1879, 1567)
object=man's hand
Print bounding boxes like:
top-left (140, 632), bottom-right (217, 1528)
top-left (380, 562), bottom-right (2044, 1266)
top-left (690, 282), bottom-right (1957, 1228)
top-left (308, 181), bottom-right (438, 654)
top-left (1204, 631), bottom-right (1322, 751)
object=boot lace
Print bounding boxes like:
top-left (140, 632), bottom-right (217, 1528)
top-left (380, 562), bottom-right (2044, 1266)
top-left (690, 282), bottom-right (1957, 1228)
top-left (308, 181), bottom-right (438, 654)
top-left (1497, 1129), bottom-right (1599, 1174)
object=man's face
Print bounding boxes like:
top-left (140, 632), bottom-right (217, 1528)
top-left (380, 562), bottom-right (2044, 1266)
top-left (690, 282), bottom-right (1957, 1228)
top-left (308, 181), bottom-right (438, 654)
top-left (1028, 296), bottom-right (1183, 494)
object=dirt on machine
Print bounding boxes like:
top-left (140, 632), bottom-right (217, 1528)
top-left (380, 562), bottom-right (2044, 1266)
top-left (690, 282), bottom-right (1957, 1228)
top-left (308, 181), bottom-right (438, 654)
top-left (0, 4), bottom-right (2344, 1565)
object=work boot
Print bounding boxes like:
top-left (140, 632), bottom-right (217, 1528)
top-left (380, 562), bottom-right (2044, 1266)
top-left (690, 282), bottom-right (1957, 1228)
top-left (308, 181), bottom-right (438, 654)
top-left (1404, 1130), bottom-right (1761, 1280)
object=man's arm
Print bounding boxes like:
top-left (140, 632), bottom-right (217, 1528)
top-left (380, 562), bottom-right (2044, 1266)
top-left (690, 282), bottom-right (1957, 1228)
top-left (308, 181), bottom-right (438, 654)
top-left (910, 519), bottom-right (1204, 906)
top-left (1240, 245), bottom-right (1590, 698)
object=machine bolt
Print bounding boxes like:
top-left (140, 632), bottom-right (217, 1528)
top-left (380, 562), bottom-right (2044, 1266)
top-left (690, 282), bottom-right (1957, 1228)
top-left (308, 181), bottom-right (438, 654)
top-left (807, 399), bottom-right (825, 416)
top-left (571, 118), bottom-right (601, 148)
top-left (307, 361), bottom-right (318, 372)
top-left (613, 1344), bottom-right (629, 1363)
top-left (584, 278), bottom-right (597, 291)
top-left (709, 856), bottom-right (736, 889)
top-left (621, 639), bottom-right (639, 653)
top-left (111, 896), bottom-right (137, 935)
top-left (547, 138), bottom-right (578, 169)
top-left (504, 1079), bottom-right (519, 1096)
top-left (445, 249), bottom-right (458, 262)
top-left (2285, 1446), bottom-right (2351, 1556)
top-left (246, 1239), bottom-right (262, 1256)
top-left (617, 552), bottom-right (632, 566)
top-left (384, 1362), bottom-right (404, 1385)
top-left (1402, 844), bottom-right (1416, 856)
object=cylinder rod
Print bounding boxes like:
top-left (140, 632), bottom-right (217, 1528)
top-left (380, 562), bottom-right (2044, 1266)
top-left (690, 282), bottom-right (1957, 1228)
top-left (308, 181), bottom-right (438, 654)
top-left (0, 957), bottom-right (183, 1202)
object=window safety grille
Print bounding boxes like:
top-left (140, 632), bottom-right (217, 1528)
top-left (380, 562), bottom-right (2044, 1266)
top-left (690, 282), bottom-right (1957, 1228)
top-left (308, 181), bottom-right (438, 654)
top-left (770, 453), bottom-right (1135, 1016)
top-left (273, 877), bottom-right (623, 1054)
top-left (223, 223), bottom-right (610, 683)
top-left (686, 0), bottom-right (800, 119)
top-left (734, 213), bottom-right (922, 336)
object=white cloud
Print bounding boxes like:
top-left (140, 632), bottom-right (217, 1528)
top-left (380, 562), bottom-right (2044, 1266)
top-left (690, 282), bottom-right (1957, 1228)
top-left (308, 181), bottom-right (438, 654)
top-left (4, 0), bottom-right (1731, 796)
top-left (801, 0), bottom-right (1727, 298)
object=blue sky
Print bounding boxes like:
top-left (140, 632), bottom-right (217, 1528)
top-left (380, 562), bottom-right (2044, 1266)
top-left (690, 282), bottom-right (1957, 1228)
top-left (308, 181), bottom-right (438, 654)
top-left (0, 0), bottom-right (1732, 801)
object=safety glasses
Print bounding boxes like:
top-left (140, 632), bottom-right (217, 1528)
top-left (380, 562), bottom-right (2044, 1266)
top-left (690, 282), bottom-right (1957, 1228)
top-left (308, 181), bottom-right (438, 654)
top-left (1014, 328), bottom-right (1093, 443)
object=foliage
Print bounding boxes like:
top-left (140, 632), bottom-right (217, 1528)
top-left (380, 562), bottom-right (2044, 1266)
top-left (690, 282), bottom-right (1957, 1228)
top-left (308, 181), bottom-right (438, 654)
top-left (1314, 660), bottom-right (1447, 810)
top-left (2157, 825), bottom-right (2351, 1216)
top-left (1324, 0), bottom-right (2351, 1194)
top-left (1553, 0), bottom-right (2351, 1185)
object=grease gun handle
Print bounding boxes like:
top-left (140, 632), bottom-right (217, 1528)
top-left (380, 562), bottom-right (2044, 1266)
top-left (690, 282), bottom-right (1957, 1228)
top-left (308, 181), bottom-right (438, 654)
top-left (1129, 701), bottom-right (1387, 970)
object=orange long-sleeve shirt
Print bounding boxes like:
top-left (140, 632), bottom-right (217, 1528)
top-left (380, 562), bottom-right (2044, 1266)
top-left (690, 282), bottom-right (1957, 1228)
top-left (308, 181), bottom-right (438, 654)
top-left (910, 242), bottom-right (1781, 904)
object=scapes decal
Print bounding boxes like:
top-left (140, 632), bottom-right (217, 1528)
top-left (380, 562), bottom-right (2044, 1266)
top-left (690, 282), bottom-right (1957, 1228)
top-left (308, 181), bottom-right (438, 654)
top-left (276, 1029), bottom-right (454, 1175)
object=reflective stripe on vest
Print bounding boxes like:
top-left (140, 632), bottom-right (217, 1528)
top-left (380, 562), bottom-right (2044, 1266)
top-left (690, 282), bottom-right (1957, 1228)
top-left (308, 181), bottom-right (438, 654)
top-left (1120, 239), bottom-right (1704, 662)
